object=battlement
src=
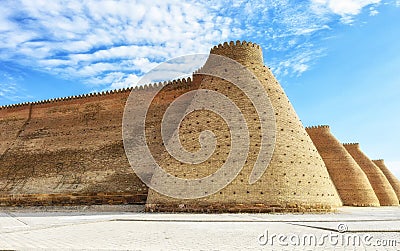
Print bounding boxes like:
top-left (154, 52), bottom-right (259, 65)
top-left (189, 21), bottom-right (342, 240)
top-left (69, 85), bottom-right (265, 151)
top-left (210, 40), bottom-right (261, 52)
top-left (305, 125), bottom-right (330, 130)
top-left (0, 87), bottom-right (131, 111)
top-left (0, 40), bottom-right (266, 111)
top-left (343, 143), bottom-right (360, 147)
top-left (209, 40), bottom-right (264, 65)
top-left (0, 77), bottom-right (196, 111)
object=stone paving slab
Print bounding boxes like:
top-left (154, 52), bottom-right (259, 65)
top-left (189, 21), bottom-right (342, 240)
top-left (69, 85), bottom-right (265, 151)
top-left (0, 207), bottom-right (399, 250)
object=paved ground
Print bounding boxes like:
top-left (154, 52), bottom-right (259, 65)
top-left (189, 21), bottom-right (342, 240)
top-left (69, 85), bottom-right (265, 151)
top-left (0, 206), bottom-right (400, 250)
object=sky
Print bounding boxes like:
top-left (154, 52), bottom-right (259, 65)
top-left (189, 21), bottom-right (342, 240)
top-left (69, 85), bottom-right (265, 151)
top-left (0, 0), bottom-right (399, 177)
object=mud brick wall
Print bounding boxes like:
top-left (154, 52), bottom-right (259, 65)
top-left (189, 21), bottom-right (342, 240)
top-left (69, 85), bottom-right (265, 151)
top-left (306, 125), bottom-right (379, 206)
top-left (0, 79), bottom-right (204, 206)
top-left (344, 143), bottom-right (399, 206)
top-left (373, 159), bottom-right (400, 202)
top-left (0, 89), bottom-right (145, 206)
top-left (146, 41), bottom-right (342, 213)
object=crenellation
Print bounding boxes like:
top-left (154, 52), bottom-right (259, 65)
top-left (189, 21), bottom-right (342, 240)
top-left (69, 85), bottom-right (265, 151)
top-left (0, 102), bottom-right (28, 110)
top-left (211, 40), bottom-right (261, 52)
top-left (305, 125), bottom-right (330, 130)
top-left (210, 40), bottom-right (263, 66)
top-left (193, 67), bottom-right (204, 74)
top-left (343, 143), bottom-right (359, 146)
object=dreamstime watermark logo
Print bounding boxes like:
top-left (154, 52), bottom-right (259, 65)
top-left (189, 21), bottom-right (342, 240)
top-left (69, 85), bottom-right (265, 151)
top-left (122, 54), bottom-right (276, 199)
top-left (258, 223), bottom-right (398, 248)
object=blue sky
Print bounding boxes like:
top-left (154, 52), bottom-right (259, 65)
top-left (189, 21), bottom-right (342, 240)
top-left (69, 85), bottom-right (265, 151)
top-left (0, 0), bottom-right (399, 177)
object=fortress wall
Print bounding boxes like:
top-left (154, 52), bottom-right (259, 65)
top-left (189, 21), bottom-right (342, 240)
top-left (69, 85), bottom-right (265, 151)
top-left (0, 89), bottom-right (148, 206)
top-left (146, 41), bottom-right (342, 212)
top-left (0, 80), bottom-right (203, 206)
top-left (21, 90), bottom-right (131, 150)
top-left (0, 105), bottom-right (31, 156)
top-left (144, 78), bottom-right (202, 166)
top-left (373, 159), bottom-right (400, 202)
top-left (306, 126), bottom-right (379, 206)
top-left (343, 143), bottom-right (399, 206)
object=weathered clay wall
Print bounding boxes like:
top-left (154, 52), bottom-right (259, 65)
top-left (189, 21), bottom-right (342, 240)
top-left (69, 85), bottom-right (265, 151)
top-left (146, 41), bottom-right (342, 213)
top-left (306, 125), bottom-right (379, 206)
top-left (343, 143), bottom-right (399, 206)
top-left (0, 89), bottom-right (142, 206)
top-left (373, 159), bottom-right (400, 202)
top-left (0, 80), bottom-right (203, 206)
top-left (0, 105), bottom-right (31, 157)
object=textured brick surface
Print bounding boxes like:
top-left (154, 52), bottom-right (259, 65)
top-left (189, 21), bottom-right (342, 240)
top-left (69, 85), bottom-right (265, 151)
top-left (373, 159), bottom-right (400, 202)
top-left (306, 126), bottom-right (379, 206)
top-left (0, 78), bottom-right (203, 207)
top-left (0, 90), bottom-right (148, 206)
top-left (146, 41), bottom-right (342, 212)
top-left (344, 143), bottom-right (399, 206)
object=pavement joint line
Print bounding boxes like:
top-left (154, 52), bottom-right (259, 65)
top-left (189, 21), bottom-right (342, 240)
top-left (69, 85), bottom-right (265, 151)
top-left (288, 223), bottom-right (400, 233)
top-left (0, 218), bottom-right (115, 234)
top-left (288, 223), bottom-right (339, 232)
top-left (5, 212), bottom-right (29, 226)
top-left (111, 218), bottom-right (400, 223)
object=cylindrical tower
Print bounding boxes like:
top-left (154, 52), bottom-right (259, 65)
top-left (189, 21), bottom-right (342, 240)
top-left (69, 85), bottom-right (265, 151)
top-left (373, 159), bottom-right (400, 202)
top-left (306, 125), bottom-right (379, 206)
top-left (343, 143), bottom-right (399, 206)
top-left (146, 41), bottom-right (342, 212)
top-left (210, 41), bottom-right (264, 65)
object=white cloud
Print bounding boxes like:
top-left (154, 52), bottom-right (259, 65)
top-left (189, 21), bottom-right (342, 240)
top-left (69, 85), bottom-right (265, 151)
top-left (0, 0), bottom-right (232, 89)
top-left (312, 0), bottom-right (381, 23)
top-left (0, 82), bottom-right (17, 98)
top-left (312, 0), bottom-right (381, 15)
top-left (370, 9), bottom-right (379, 16)
top-left (0, 0), bottom-right (394, 92)
top-left (109, 74), bottom-right (141, 90)
top-left (0, 71), bottom-right (32, 102)
top-left (273, 47), bottom-right (325, 77)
